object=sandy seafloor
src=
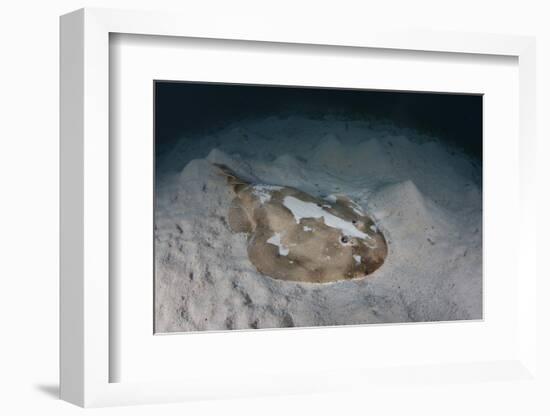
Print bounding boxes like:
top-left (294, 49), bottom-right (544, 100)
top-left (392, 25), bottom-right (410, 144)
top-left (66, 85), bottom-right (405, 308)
top-left (154, 115), bottom-right (482, 333)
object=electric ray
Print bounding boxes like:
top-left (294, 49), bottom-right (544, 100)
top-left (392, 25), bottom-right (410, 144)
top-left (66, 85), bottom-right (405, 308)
top-left (215, 164), bottom-right (388, 283)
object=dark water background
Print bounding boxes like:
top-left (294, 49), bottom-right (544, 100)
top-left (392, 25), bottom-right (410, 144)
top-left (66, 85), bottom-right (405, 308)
top-left (155, 81), bottom-right (482, 162)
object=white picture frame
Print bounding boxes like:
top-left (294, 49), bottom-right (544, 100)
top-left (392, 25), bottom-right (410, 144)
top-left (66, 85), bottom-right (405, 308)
top-left (60, 7), bottom-right (538, 407)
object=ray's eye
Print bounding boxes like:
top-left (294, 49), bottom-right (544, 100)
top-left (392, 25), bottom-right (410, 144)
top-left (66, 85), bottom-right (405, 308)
top-left (352, 220), bottom-right (357, 225)
top-left (340, 236), bottom-right (349, 244)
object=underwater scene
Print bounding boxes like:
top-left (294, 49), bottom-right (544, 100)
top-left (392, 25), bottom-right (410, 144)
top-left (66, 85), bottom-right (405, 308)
top-left (154, 81), bottom-right (482, 333)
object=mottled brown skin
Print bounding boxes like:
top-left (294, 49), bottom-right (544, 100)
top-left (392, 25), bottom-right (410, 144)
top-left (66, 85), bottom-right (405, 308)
top-left (215, 164), bottom-right (388, 283)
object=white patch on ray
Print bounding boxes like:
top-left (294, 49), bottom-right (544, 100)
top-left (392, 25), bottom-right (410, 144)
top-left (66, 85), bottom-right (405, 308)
top-left (348, 200), bottom-right (365, 215)
top-left (267, 232), bottom-right (289, 256)
top-left (283, 196), bottom-right (373, 241)
top-left (252, 185), bottom-right (283, 204)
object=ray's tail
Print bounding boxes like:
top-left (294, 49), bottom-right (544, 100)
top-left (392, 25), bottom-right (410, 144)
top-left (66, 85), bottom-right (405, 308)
top-left (212, 163), bottom-right (251, 193)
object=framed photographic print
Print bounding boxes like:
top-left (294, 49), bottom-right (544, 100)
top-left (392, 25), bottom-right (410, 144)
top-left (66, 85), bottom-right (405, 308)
top-left (60, 8), bottom-right (538, 407)
top-left (153, 81), bottom-right (483, 334)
